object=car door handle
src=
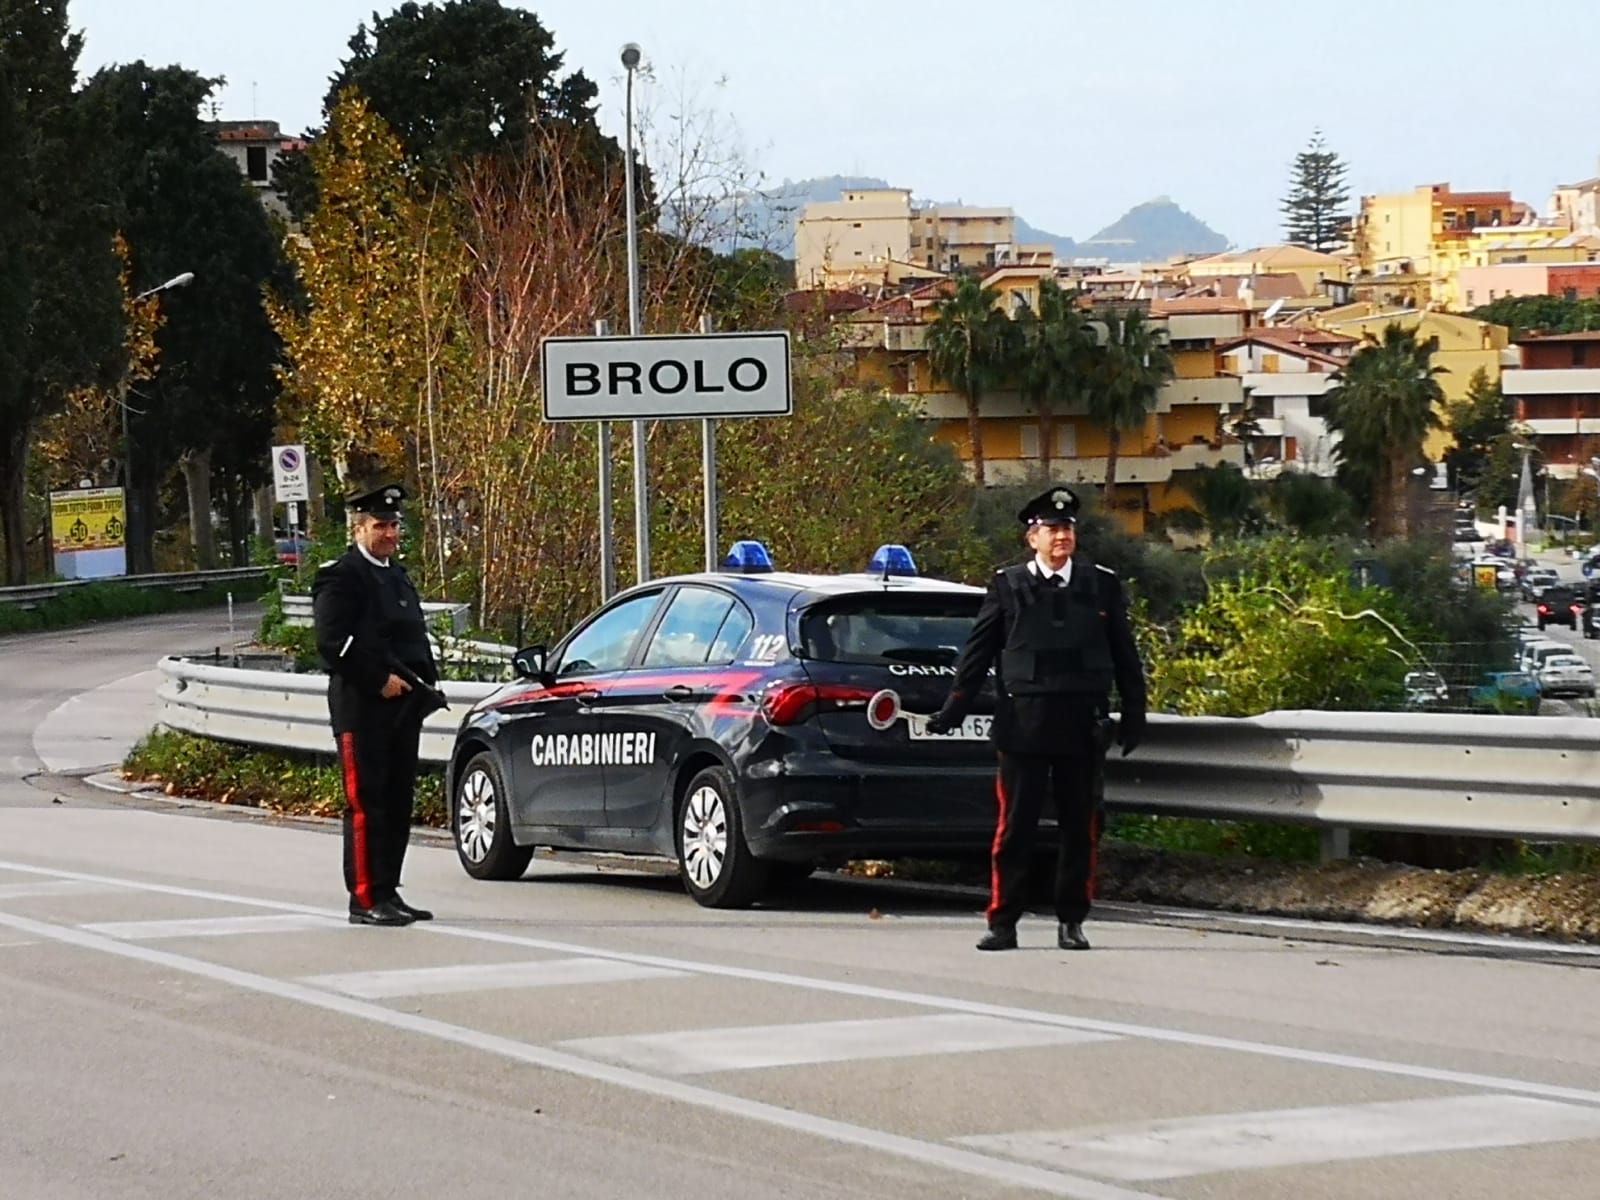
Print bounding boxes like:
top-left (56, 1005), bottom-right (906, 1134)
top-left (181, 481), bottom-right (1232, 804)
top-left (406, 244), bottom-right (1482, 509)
top-left (663, 685), bottom-right (695, 701)
top-left (575, 690), bottom-right (602, 705)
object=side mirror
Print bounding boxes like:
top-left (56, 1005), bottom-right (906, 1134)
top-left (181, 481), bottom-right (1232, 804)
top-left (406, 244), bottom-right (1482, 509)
top-left (511, 644), bottom-right (550, 683)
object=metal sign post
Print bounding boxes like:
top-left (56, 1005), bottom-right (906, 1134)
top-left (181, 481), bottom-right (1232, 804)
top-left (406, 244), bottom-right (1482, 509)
top-left (593, 319), bottom-right (617, 602)
top-left (698, 314), bottom-right (719, 572)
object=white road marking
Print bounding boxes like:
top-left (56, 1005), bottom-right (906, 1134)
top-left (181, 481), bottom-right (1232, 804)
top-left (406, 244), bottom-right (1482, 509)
top-left (81, 914), bottom-right (346, 940)
top-left (957, 1095), bottom-right (1600, 1181)
top-left (304, 957), bottom-right (686, 998)
top-left (0, 908), bottom-right (1157, 1200)
top-left (2, 859), bottom-right (1598, 1110)
top-left (0, 880), bottom-right (124, 901)
top-left (563, 1013), bottom-right (1116, 1075)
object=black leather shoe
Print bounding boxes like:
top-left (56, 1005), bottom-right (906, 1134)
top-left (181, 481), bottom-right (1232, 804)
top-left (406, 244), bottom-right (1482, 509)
top-left (392, 895), bottom-right (433, 921)
top-left (349, 899), bottom-right (414, 927)
top-left (1058, 921), bottom-right (1090, 951)
top-left (976, 927), bottom-right (1018, 951)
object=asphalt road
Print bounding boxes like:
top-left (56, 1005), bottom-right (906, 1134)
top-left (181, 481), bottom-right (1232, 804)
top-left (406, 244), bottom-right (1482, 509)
top-left (2, 609), bottom-right (1598, 1199)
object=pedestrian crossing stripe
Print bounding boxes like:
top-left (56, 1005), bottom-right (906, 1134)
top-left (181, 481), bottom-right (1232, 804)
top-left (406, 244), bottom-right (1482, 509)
top-left (302, 957), bottom-right (686, 998)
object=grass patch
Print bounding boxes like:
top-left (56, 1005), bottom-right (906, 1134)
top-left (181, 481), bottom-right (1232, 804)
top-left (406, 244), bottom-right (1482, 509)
top-left (124, 729), bottom-right (445, 827)
top-left (0, 579), bottom-right (265, 636)
top-left (1107, 813), bottom-right (1322, 863)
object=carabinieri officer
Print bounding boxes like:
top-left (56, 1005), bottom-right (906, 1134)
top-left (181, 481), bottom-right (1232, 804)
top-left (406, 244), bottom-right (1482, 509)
top-left (928, 486), bottom-right (1147, 952)
top-left (312, 484), bottom-right (439, 926)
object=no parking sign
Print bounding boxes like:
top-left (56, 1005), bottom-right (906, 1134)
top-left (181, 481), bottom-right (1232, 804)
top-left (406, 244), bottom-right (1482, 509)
top-left (271, 444), bottom-right (309, 502)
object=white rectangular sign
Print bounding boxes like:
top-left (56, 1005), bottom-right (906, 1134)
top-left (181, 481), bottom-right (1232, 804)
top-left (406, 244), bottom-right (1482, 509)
top-left (272, 444), bottom-right (309, 503)
top-left (541, 332), bottom-right (792, 421)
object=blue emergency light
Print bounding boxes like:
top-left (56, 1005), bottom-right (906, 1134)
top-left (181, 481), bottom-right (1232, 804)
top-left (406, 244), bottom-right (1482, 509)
top-left (868, 544), bottom-right (917, 576)
top-left (723, 540), bottom-right (775, 573)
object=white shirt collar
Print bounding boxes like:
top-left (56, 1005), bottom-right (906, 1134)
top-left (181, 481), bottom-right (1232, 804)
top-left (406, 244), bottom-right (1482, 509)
top-left (1029, 556), bottom-right (1072, 584)
top-left (356, 543), bottom-right (391, 569)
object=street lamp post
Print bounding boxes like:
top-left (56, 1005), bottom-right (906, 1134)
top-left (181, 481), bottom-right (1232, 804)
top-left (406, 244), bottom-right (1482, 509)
top-left (621, 42), bottom-right (649, 584)
top-left (123, 272), bottom-right (194, 574)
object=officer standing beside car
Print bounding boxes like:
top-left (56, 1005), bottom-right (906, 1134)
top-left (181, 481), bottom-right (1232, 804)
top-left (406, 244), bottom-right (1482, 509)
top-left (928, 486), bottom-right (1147, 952)
top-left (312, 484), bottom-right (441, 927)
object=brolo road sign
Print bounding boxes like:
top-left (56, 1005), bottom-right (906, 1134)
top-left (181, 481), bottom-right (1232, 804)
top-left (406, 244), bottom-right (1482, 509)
top-left (541, 332), bottom-right (792, 422)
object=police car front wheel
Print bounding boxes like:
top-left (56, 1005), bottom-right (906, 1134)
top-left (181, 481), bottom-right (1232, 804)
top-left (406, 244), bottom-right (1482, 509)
top-left (676, 765), bottom-right (767, 909)
top-left (453, 752), bottom-right (534, 881)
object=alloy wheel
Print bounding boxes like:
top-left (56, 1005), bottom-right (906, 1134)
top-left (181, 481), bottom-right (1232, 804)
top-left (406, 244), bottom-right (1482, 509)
top-left (680, 784), bottom-right (729, 890)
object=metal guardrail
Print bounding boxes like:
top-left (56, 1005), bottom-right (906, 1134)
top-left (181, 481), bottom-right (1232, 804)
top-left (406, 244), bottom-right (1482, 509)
top-left (280, 593), bottom-right (472, 636)
top-left (156, 656), bottom-right (495, 766)
top-left (154, 656), bottom-right (1600, 849)
top-left (0, 567), bottom-right (267, 609)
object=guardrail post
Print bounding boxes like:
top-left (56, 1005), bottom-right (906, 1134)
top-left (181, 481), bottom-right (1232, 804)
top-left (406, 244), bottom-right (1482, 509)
top-left (1319, 826), bottom-right (1351, 863)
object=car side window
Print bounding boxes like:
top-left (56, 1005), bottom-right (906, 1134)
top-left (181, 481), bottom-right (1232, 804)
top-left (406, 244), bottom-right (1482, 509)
top-left (555, 593), bottom-right (662, 677)
top-left (641, 587), bottom-right (737, 668)
top-left (707, 601), bottom-right (754, 664)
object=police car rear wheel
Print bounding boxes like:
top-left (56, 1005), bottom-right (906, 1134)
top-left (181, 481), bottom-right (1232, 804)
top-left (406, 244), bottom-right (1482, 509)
top-left (677, 766), bottom-right (767, 909)
top-left (453, 753), bottom-right (533, 881)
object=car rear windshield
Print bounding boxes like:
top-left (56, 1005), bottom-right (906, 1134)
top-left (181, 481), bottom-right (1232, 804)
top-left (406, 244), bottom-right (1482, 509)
top-left (798, 594), bottom-right (981, 666)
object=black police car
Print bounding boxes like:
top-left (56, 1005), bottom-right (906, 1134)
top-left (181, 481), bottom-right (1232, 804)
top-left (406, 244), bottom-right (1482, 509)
top-left (447, 542), bottom-right (1004, 908)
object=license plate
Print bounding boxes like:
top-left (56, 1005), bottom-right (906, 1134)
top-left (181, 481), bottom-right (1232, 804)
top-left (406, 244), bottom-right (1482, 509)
top-left (907, 714), bottom-right (992, 741)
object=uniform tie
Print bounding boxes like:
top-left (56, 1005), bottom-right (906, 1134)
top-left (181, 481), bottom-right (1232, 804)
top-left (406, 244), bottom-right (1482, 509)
top-left (1049, 574), bottom-right (1066, 588)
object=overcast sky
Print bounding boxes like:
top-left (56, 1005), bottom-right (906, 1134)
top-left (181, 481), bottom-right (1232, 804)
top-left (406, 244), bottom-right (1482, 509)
top-left (70, 0), bottom-right (1600, 248)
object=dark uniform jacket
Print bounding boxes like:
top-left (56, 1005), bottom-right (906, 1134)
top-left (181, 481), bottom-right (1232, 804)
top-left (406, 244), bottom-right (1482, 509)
top-left (311, 547), bottom-right (438, 735)
top-left (940, 555), bottom-right (1146, 756)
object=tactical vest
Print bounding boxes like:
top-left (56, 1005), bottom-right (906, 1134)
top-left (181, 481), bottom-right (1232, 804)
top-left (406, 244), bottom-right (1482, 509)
top-left (997, 562), bottom-right (1115, 695)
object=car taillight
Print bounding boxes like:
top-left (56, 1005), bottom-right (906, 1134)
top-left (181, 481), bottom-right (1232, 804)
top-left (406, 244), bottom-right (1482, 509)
top-left (1537, 605), bottom-right (1549, 614)
top-left (761, 682), bottom-right (876, 726)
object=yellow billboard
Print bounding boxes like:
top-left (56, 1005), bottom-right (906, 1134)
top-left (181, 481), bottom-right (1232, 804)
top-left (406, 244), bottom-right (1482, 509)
top-left (50, 487), bottom-right (127, 554)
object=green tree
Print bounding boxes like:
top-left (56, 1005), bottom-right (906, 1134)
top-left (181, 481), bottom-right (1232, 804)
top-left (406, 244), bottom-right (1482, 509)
top-left (0, 0), bottom-right (123, 583)
top-left (925, 276), bottom-right (1022, 487)
top-left (1443, 366), bottom-right (1512, 500)
top-left (1280, 129), bottom-right (1350, 253)
top-left (1265, 472), bottom-right (1360, 537)
top-left (79, 62), bottom-right (285, 572)
top-left (1468, 294), bottom-right (1600, 338)
top-left (274, 0), bottom-right (616, 221)
top-left (1017, 279), bottom-right (1093, 476)
top-left (1181, 462), bottom-right (1262, 538)
top-left (1088, 307), bottom-right (1172, 506)
top-left (1325, 324), bottom-right (1445, 538)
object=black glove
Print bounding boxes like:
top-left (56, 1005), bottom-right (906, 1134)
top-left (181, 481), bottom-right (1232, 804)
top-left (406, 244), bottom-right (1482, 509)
top-left (924, 709), bottom-right (959, 736)
top-left (1117, 712), bottom-right (1146, 757)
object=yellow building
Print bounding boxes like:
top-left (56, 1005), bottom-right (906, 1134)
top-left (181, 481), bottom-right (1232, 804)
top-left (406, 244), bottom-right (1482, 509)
top-left (839, 281), bottom-right (1247, 534)
top-left (1352, 183), bottom-right (1530, 308)
top-left (1309, 305), bottom-right (1511, 458)
top-left (794, 188), bottom-right (914, 288)
top-left (1186, 245), bottom-right (1350, 294)
top-left (912, 204), bottom-right (1016, 273)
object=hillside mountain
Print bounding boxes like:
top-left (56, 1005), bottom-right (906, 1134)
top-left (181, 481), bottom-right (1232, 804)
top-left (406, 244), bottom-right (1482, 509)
top-left (705, 176), bottom-right (1229, 264)
top-left (1077, 196), bottom-right (1228, 261)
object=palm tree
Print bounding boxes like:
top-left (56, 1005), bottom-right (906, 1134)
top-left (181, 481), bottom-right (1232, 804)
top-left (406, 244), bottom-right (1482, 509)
top-left (925, 276), bottom-right (1021, 486)
top-left (1088, 307), bottom-right (1173, 507)
top-left (1324, 324), bottom-right (1446, 538)
top-left (1018, 280), bottom-right (1093, 476)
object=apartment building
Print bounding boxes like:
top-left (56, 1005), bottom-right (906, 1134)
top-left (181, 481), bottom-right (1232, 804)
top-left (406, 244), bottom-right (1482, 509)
top-left (794, 191), bottom-right (1022, 288)
top-left (1352, 183), bottom-right (1530, 307)
top-left (1216, 328), bottom-right (1357, 477)
top-left (1457, 258), bottom-right (1600, 309)
top-left (211, 120), bottom-right (303, 221)
top-left (1501, 331), bottom-right (1600, 479)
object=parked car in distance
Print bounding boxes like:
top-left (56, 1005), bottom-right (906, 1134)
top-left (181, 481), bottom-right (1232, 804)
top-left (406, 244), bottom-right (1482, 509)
top-left (275, 536), bottom-right (309, 566)
top-left (1536, 586), bottom-right (1582, 630)
top-left (1402, 669), bottom-right (1449, 709)
top-left (1470, 670), bottom-right (1541, 715)
top-left (1518, 640), bottom-right (1572, 676)
top-left (1518, 567), bottom-right (1560, 601)
top-left (1536, 654), bottom-right (1597, 699)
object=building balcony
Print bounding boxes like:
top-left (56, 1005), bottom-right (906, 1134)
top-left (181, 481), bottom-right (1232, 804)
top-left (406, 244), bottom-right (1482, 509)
top-left (1501, 367), bottom-right (1600, 395)
top-left (1518, 417), bottom-right (1600, 436)
top-left (1156, 376), bottom-right (1242, 412)
top-left (1240, 372), bottom-right (1338, 398)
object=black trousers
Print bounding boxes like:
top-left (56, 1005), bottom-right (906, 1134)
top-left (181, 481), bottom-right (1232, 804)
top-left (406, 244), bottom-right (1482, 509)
top-left (336, 706), bottom-right (424, 909)
top-left (987, 750), bottom-right (1102, 929)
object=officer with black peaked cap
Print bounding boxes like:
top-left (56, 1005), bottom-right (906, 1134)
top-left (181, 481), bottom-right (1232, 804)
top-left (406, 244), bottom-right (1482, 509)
top-left (928, 485), bottom-right (1147, 952)
top-left (312, 483), bottom-right (440, 926)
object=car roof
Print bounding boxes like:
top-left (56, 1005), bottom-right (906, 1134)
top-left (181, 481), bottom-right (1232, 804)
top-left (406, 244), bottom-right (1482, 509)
top-left (641, 570), bottom-right (986, 599)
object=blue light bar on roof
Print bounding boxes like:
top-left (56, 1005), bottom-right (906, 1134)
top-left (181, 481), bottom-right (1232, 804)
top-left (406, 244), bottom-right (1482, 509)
top-left (868, 544), bottom-right (917, 576)
top-left (723, 540), bottom-right (775, 573)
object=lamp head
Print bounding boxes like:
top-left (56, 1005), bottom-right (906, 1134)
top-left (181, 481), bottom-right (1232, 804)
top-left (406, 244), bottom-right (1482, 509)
top-left (620, 42), bottom-right (642, 70)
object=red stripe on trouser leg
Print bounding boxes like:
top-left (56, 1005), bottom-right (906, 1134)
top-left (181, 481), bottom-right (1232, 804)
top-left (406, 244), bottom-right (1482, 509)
top-left (340, 732), bottom-right (372, 909)
top-left (986, 762), bottom-right (1008, 923)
